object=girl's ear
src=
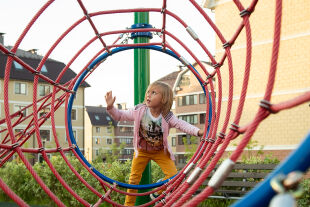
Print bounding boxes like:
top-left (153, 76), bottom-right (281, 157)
top-left (161, 96), bottom-right (167, 104)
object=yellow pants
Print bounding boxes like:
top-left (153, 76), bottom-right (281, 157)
top-left (124, 149), bottom-right (177, 206)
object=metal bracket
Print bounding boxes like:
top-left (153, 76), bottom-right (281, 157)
top-left (208, 159), bottom-right (235, 189)
top-left (187, 167), bottom-right (202, 185)
top-left (183, 162), bottom-right (195, 175)
top-left (240, 9), bottom-right (251, 17)
top-left (180, 56), bottom-right (190, 66)
top-left (186, 26), bottom-right (199, 40)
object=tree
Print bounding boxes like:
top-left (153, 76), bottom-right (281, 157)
top-left (183, 135), bottom-right (199, 162)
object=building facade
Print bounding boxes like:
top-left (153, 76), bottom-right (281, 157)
top-left (84, 106), bottom-right (116, 162)
top-left (0, 42), bottom-right (89, 164)
top-left (84, 104), bottom-right (134, 162)
top-left (203, 0), bottom-right (310, 160)
top-left (114, 120), bottom-right (134, 161)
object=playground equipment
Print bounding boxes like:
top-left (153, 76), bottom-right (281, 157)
top-left (0, 0), bottom-right (309, 206)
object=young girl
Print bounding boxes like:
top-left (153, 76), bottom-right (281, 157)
top-left (105, 81), bottom-right (203, 206)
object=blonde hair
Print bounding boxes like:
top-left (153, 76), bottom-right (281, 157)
top-left (144, 81), bottom-right (173, 116)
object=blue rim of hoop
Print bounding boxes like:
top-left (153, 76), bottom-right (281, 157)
top-left (67, 45), bottom-right (212, 189)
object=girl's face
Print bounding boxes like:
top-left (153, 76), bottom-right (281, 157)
top-left (145, 86), bottom-right (163, 109)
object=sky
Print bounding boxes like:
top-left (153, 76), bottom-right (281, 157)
top-left (0, 0), bottom-right (215, 107)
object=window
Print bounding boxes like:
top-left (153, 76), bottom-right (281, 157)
top-left (177, 134), bottom-right (193, 145)
top-left (96, 127), bottom-right (100, 133)
top-left (40, 130), bottom-right (50, 141)
top-left (41, 64), bottom-right (48, 73)
top-left (13, 61), bottom-right (23, 70)
top-left (107, 138), bottom-right (112, 145)
top-left (179, 74), bottom-right (190, 86)
top-left (186, 96), bottom-right (190, 105)
top-left (120, 149), bottom-right (133, 155)
top-left (95, 149), bottom-right (99, 156)
top-left (178, 114), bottom-right (198, 124)
top-left (106, 116), bottom-right (111, 121)
top-left (191, 95), bottom-right (197, 105)
top-left (178, 135), bottom-right (185, 145)
top-left (178, 154), bottom-right (186, 164)
top-left (199, 93), bottom-right (206, 104)
top-left (172, 137), bottom-right (176, 146)
top-left (200, 113), bottom-right (206, 124)
top-left (14, 82), bottom-right (26, 94)
top-left (39, 85), bottom-right (50, 96)
top-left (95, 115), bottom-right (100, 120)
top-left (178, 95), bottom-right (197, 106)
top-left (107, 127), bottom-right (112, 133)
top-left (14, 105), bottom-right (27, 117)
top-left (120, 138), bottom-right (133, 144)
top-left (95, 138), bottom-right (100, 144)
top-left (119, 127), bottom-right (132, 133)
top-left (199, 92), bottom-right (216, 104)
top-left (71, 108), bottom-right (77, 120)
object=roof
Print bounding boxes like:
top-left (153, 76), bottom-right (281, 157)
top-left (157, 70), bottom-right (181, 88)
top-left (85, 106), bottom-right (117, 126)
top-left (156, 61), bottom-right (212, 88)
top-left (0, 46), bottom-right (90, 87)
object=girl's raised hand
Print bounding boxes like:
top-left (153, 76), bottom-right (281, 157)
top-left (105, 91), bottom-right (116, 110)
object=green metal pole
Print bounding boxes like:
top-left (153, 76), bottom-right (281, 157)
top-left (133, 12), bottom-right (152, 205)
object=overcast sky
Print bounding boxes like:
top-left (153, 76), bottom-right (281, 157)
top-left (0, 0), bottom-right (215, 107)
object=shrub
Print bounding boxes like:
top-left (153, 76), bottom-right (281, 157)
top-left (297, 178), bottom-right (310, 207)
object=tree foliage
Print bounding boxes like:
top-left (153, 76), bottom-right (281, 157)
top-left (0, 151), bottom-right (168, 206)
top-left (0, 155), bottom-right (128, 206)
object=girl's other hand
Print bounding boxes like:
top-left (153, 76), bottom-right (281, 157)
top-left (105, 91), bottom-right (116, 110)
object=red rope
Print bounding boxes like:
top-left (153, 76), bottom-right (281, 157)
top-left (161, 0), bottom-right (168, 50)
top-left (1, 0), bottom-right (309, 206)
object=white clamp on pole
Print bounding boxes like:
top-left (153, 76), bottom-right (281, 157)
top-left (183, 162), bottom-right (195, 175)
top-left (208, 159), bottom-right (235, 190)
top-left (180, 56), bottom-right (190, 66)
top-left (186, 26), bottom-right (199, 40)
top-left (186, 167), bottom-right (202, 185)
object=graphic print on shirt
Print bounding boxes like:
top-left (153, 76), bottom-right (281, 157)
top-left (139, 110), bottom-right (163, 150)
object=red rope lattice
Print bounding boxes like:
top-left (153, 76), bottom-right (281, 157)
top-left (0, 0), bottom-right (309, 206)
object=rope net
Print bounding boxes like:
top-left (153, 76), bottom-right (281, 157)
top-left (0, 0), bottom-right (309, 206)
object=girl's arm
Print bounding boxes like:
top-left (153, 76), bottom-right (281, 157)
top-left (107, 106), bottom-right (135, 121)
top-left (169, 114), bottom-right (203, 137)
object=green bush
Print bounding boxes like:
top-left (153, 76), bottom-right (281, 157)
top-left (0, 147), bottom-right (308, 207)
top-left (150, 160), bottom-right (165, 183)
top-left (0, 155), bottom-right (170, 206)
top-left (297, 178), bottom-right (310, 207)
top-left (0, 156), bottom-right (132, 206)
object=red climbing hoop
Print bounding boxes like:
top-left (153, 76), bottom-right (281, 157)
top-left (0, 0), bottom-right (309, 207)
